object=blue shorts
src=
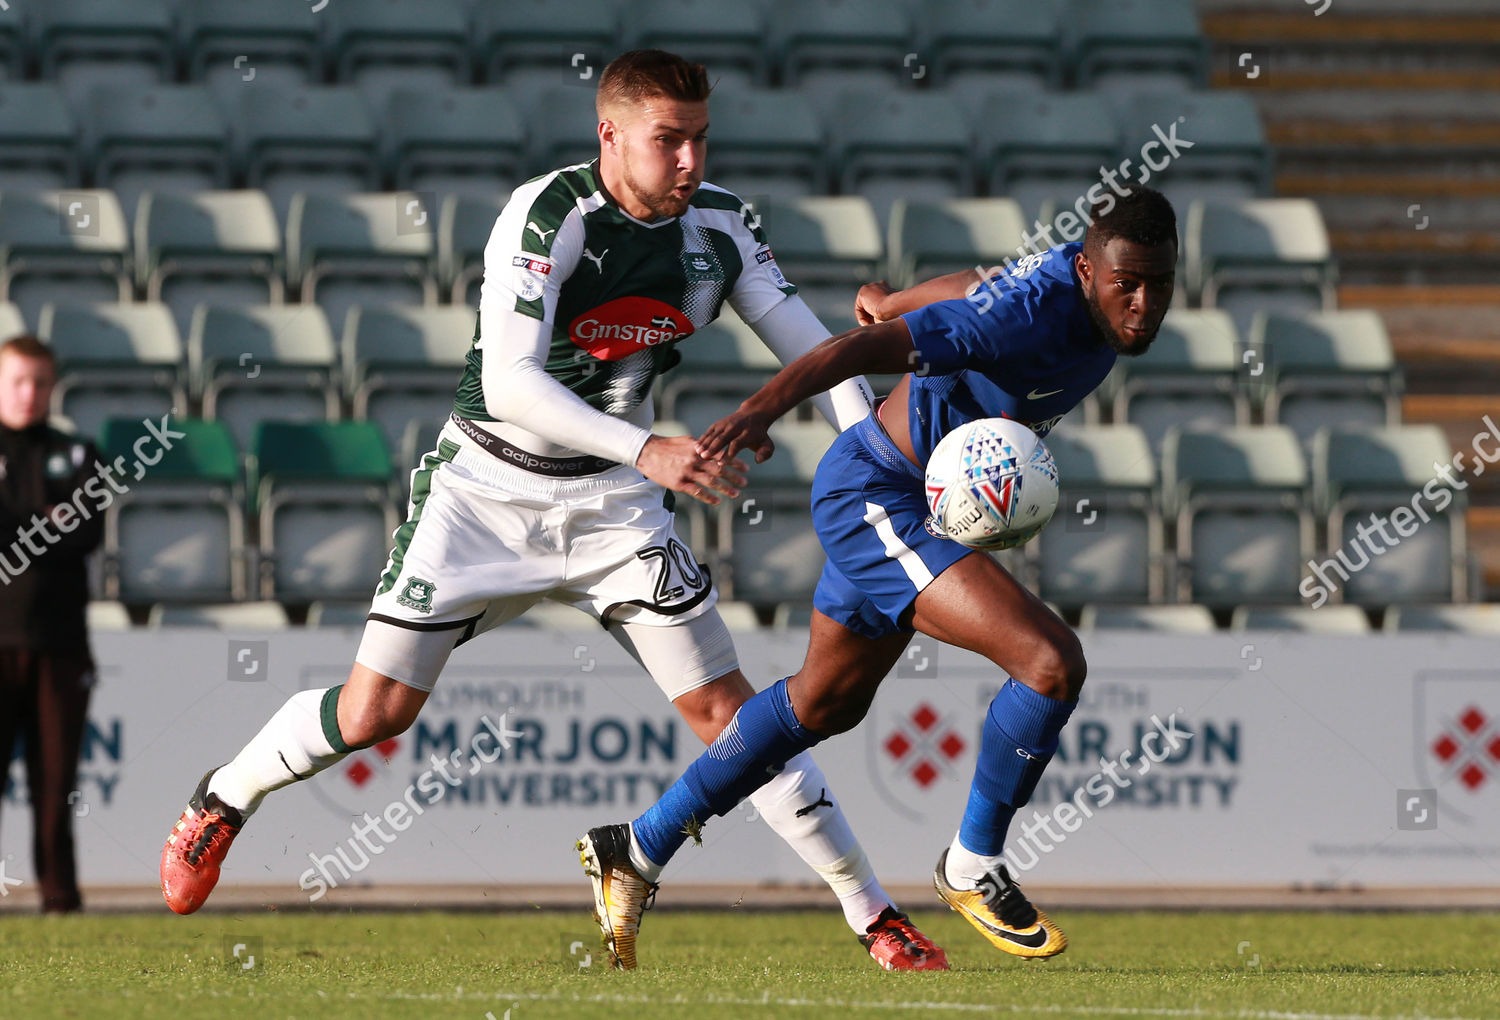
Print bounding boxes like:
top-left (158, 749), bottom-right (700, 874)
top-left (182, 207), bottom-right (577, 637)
top-left (811, 413), bottom-right (975, 639)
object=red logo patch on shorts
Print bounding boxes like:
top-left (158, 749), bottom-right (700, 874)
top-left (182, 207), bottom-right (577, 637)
top-left (569, 296), bottom-right (693, 361)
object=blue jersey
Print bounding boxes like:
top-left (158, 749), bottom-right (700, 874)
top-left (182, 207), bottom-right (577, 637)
top-left (899, 242), bottom-right (1114, 466)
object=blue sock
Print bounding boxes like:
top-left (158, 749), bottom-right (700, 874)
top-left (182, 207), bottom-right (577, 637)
top-left (632, 678), bottom-right (821, 867)
top-left (958, 677), bottom-right (1076, 856)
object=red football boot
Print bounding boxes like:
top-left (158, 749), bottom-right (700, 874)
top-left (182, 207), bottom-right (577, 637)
top-left (160, 769), bottom-right (244, 915)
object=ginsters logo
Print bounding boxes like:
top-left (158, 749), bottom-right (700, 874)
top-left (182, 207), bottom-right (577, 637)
top-left (569, 297), bottom-right (693, 361)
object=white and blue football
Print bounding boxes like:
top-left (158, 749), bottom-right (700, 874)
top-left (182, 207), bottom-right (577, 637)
top-left (923, 418), bottom-right (1059, 550)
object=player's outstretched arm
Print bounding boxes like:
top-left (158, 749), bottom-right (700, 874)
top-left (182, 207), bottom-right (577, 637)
top-left (855, 269), bottom-right (986, 324)
top-left (698, 317), bottom-right (916, 462)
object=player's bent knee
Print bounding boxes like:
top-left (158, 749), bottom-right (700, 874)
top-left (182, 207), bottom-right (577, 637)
top-left (1025, 630), bottom-right (1087, 702)
top-left (792, 679), bottom-right (876, 737)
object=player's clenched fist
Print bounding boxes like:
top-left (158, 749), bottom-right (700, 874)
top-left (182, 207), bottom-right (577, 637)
top-left (854, 280), bottom-right (896, 325)
top-left (635, 434), bottom-right (749, 505)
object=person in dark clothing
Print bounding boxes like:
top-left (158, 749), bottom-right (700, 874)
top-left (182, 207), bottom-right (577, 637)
top-left (0, 334), bottom-right (105, 913)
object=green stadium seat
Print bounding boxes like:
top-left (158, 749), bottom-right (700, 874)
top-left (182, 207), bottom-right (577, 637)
top-left (630, 0), bottom-right (769, 87)
top-left (1230, 604), bottom-right (1371, 633)
top-left (250, 420), bottom-right (400, 600)
top-left (1034, 424), bottom-right (1162, 607)
top-left (179, 0), bottom-right (322, 98)
top-left (1077, 604), bottom-right (1214, 632)
top-left (81, 84), bottom-right (232, 219)
top-left (702, 88), bottom-right (828, 198)
top-left (976, 90), bottom-right (1119, 218)
top-left (886, 197), bottom-right (1027, 289)
top-left (32, 0), bottom-right (174, 106)
top-left (1064, 0), bottom-right (1208, 91)
top-left (0, 189), bottom-right (131, 327)
top-left (38, 301), bottom-right (186, 439)
top-left (0, 300), bottom-right (26, 336)
top-left (285, 191), bottom-right (438, 335)
top-left (1383, 605), bottom-right (1500, 634)
top-left (1162, 425), bottom-right (1311, 608)
top-left (0, 84), bottom-right (79, 191)
top-left (438, 193), bottom-right (503, 305)
top-left (1186, 199), bottom-right (1336, 333)
top-left (382, 87), bottom-right (526, 199)
top-left (133, 189), bottom-right (284, 339)
top-left (523, 86), bottom-right (603, 178)
top-left (147, 601), bottom-right (291, 630)
top-left (1115, 90), bottom-right (1271, 202)
top-left (920, 0), bottom-right (1063, 89)
top-left (1312, 425), bottom-right (1467, 606)
top-left (343, 304), bottom-right (474, 452)
top-left (228, 85), bottom-right (380, 220)
top-left (326, 0), bottom-right (471, 111)
top-left (746, 196), bottom-right (881, 324)
top-left (828, 88), bottom-right (976, 210)
top-left (475, 0), bottom-right (620, 81)
top-left (398, 418), bottom-right (445, 489)
top-left (1108, 308), bottom-right (1246, 455)
top-left (189, 304), bottom-right (340, 450)
top-left (660, 307), bottom-right (780, 434)
top-left (0, 2), bottom-right (22, 79)
top-left (98, 416), bottom-right (248, 602)
top-left (770, 0), bottom-right (912, 87)
top-left (1249, 310), bottom-right (1402, 451)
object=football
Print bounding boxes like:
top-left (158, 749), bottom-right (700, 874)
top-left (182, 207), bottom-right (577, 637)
top-left (923, 417), bottom-right (1059, 550)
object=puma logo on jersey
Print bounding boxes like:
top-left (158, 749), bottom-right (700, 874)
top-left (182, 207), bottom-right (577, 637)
top-left (582, 247), bottom-right (608, 271)
top-left (526, 221), bottom-right (556, 244)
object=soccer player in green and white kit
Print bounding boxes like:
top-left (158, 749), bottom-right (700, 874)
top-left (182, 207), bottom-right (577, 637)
top-left (160, 50), bottom-right (947, 972)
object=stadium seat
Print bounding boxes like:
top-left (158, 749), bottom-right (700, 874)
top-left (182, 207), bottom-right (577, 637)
top-left (250, 420), bottom-right (400, 600)
top-left (718, 420), bottom-right (836, 605)
top-left (715, 600), bottom-right (765, 632)
top-left (0, 3), bottom-right (21, 79)
top-left (1109, 308), bottom-right (1246, 455)
top-left (1250, 310), bottom-right (1402, 452)
top-left (474, 0), bottom-right (621, 81)
top-left (178, 0), bottom-right (322, 99)
top-left (1033, 424), bottom-right (1162, 607)
top-left (1114, 90), bottom-right (1271, 204)
top-left (98, 416), bottom-right (248, 603)
top-left (86, 600), bottom-right (133, 631)
top-left (0, 189), bottom-right (131, 328)
top-left (134, 190), bottom-right (284, 339)
top-left (1162, 425), bottom-right (1312, 608)
top-left (0, 300), bottom-right (24, 337)
top-left (0, 84), bottom-right (79, 191)
top-left (1229, 604), bottom-right (1372, 633)
top-left (325, 0), bottom-right (471, 112)
top-left (190, 304), bottom-right (340, 451)
top-left (1313, 425), bottom-right (1467, 606)
top-left (343, 304), bottom-right (474, 453)
top-left (227, 85), bottom-right (380, 220)
top-left (886, 197), bottom-right (1028, 289)
top-left (1186, 199), bottom-right (1336, 333)
top-left (660, 307), bottom-right (781, 434)
top-left (522, 86), bottom-right (604, 178)
top-left (770, 0), bottom-right (913, 88)
top-left (438, 193), bottom-right (504, 305)
top-left (976, 90), bottom-right (1120, 219)
top-left (1077, 604), bottom-right (1214, 632)
top-left (306, 601), bottom-right (373, 628)
top-left (701, 89), bottom-right (828, 199)
top-left (285, 191), bottom-right (438, 335)
top-left (38, 301), bottom-right (186, 439)
top-left (147, 601), bottom-right (291, 630)
top-left (630, 0), bottom-right (769, 87)
top-left (1064, 0), bottom-right (1208, 91)
top-left (79, 84), bottom-right (231, 220)
top-left (1383, 605), bottom-right (1500, 634)
top-left (920, 0), bottom-right (1063, 89)
top-left (746, 196), bottom-right (881, 325)
top-left (382, 87), bottom-right (526, 200)
top-left (827, 88), bottom-right (976, 216)
top-left (398, 418), bottom-right (446, 490)
top-left (31, 0), bottom-right (174, 107)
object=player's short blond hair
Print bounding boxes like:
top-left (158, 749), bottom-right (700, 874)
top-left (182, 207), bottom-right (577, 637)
top-left (596, 49), bottom-right (711, 118)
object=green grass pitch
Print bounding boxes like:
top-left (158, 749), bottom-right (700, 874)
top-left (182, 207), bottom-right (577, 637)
top-left (3, 909), bottom-right (1498, 1019)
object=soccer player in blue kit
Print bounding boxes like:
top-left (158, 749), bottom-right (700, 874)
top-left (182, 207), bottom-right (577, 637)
top-left (580, 187), bottom-right (1178, 964)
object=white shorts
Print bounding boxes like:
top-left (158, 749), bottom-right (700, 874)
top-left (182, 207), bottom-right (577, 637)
top-left (355, 424), bottom-right (738, 699)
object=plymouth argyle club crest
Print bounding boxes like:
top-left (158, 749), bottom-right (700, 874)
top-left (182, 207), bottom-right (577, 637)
top-left (1413, 671), bottom-right (1500, 826)
top-left (397, 576), bottom-right (437, 613)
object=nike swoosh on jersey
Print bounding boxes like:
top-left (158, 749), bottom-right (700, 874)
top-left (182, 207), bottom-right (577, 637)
top-left (956, 902), bottom-right (1051, 948)
top-left (1026, 387), bottom-right (1064, 400)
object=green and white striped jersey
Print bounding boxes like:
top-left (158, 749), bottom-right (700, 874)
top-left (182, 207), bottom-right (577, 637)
top-left (454, 160), bottom-right (795, 426)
